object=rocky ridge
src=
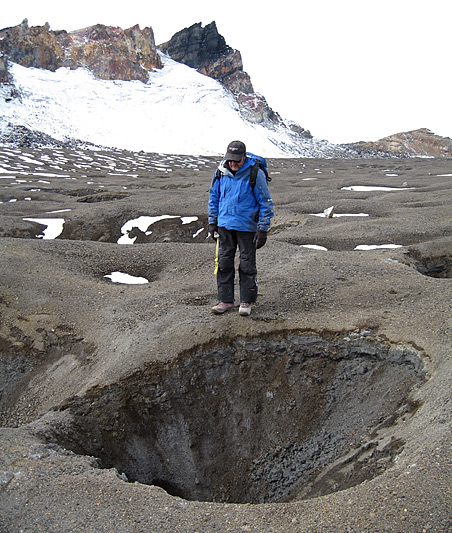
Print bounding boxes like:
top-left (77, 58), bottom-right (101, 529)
top-left (0, 19), bottom-right (162, 82)
top-left (347, 128), bottom-right (452, 158)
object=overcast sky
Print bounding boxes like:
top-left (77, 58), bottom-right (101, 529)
top-left (2, 0), bottom-right (451, 144)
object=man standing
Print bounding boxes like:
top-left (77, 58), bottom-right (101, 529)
top-left (208, 140), bottom-right (274, 316)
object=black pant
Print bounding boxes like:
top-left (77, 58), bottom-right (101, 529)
top-left (217, 227), bottom-right (257, 304)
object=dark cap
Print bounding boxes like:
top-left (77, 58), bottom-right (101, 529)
top-left (225, 140), bottom-right (246, 161)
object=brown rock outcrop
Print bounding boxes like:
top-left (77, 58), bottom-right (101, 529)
top-left (0, 19), bottom-right (162, 82)
top-left (0, 19), bottom-right (70, 72)
top-left (348, 128), bottom-right (452, 158)
top-left (199, 49), bottom-right (254, 94)
top-left (69, 24), bottom-right (162, 81)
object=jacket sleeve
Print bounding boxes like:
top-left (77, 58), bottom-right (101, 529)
top-left (208, 173), bottom-right (220, 224)
top-left (253, 169), bottom-right (274, 232)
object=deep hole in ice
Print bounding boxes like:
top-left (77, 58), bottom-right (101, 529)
top-left (48, 331), bottom-right (425, 504)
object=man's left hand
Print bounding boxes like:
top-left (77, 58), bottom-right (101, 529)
top-left (253, 229), bottom-right (267, 249)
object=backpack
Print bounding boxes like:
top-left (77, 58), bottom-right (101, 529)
top-left (213, 152), bottom-right (272, 191)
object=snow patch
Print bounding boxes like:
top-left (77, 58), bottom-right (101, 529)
top-left (22, 218), bottom-right (65, 239)
top-left (104, 272), bottom-right (149, 284)
top-left (354, 244), bottom-right (404, 250)
top-left (301, 244), bottom-right (328, 251)
top-left (341, 186), bottom-right (415, 192)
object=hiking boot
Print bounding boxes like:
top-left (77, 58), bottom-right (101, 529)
top-left (211, 302), bottom-right (235, 314)
top-left (239, 303), bottom-right (251, 316)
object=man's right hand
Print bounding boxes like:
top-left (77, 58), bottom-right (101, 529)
top-left (208, 223), bottom-right (218, 242)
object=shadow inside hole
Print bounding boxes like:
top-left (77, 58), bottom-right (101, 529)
top-left (406, 243), bottom-right (452, 279)
top-left (52, 331), bottom-right (425, 504)
top-left (416, 260), bottom-right (452, 278)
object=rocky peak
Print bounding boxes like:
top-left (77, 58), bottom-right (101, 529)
top-left (159, 22), bottom-right (231, 69)
top-left (160, 22), bottom-right (311, 138)
top-left (158, 21), bottom-right (253, 94)
top-left (159, 22), bottom-right (254, 94)
top-left (0, 19), bottom-right (162, 82)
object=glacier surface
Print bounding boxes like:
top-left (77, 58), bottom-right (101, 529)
top-left (0, 54), bottom-right (333, 157)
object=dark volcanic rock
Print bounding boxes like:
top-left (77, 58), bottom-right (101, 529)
top-left (160, 22), bottom-right (254, 95)
top-left (159, 22), bottom-right (232, 71)
top-left (0, 122), bottom-right (110, 150)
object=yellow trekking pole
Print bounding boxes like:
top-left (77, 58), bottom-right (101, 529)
top-left (214, 235), bottom-right (219, 275)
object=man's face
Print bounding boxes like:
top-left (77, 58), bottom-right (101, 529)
top-left (228, 154), bottom-right (245, 171)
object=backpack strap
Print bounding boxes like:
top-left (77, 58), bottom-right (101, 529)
top-left (249, 161), bottom-right (259, 191)
top-left (212, 168), bottom-right (221, 186)
top-left (249, 161), bottom-right (271, 191)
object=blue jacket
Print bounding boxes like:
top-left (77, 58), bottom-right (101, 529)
top-left (208, 156), bottom-right (274, 232)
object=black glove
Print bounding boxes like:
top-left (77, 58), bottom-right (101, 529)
top-left (253, 229), bottom-right (267, 249)
top-left (208, 223), bottom-right (218, 242)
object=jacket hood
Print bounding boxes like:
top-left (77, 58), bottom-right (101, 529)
top-left (218, 157), bottom-right (253, 177)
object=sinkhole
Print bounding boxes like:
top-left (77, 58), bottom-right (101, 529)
top-left (416, 260), bottom-right (452, 279)
top-left (54, 331), bottom-right (425, 504)
top-left (407, 245), bottom-right (452, 279)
